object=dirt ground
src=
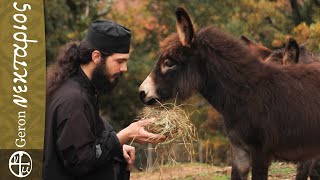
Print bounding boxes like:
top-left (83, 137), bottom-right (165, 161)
top-left (131, 162), bottom-right (297, 180)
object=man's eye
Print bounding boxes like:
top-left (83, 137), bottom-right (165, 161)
top-left (117, 60), bottom-right (125, 64)
top-left (164, 59), bottom-right (175, 67)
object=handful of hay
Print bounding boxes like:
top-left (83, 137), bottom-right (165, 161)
top-left (137, 102), bottom-right (198, 166)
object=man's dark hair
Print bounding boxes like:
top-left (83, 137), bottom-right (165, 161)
top-left (46, 41), bottom-right (110, 97)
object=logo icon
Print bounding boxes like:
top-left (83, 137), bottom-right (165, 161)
top-left (9, 151), bottom-right (32, 178)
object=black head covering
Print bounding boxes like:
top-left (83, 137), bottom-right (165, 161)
top-left (83, 19), bottom-right (131, 54)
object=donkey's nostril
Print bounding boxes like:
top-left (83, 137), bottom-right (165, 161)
top-left (139, 91), bottom-right (146, 100)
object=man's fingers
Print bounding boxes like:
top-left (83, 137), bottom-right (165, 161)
top-left (127, 146), bottom-right (135, 163)
top-left (134, 134), bottom-right (166, 144)
top-left (138, 118), bottom-right (156, 126)
top-left (123, 151), bottom-right (131, 164)
top-left (141, 129), bottom-right (166, 140)
top-left (148, 135), bottom-right (166, 143)
top-left (150, 133), bottom-right (166, 140)
top-left (128, 149), bottom-right (135, 163)
top-left (123, 144), bottom-right (135, 166)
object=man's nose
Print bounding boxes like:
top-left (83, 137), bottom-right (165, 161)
top-left (120, 64), bottom-right (127, 72)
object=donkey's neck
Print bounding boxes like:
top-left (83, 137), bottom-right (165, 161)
top-left (196, 27), bottom-right (272, 114)
top-left (199, 60), bottom-right (264, 115)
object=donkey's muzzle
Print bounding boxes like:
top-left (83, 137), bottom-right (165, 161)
top-left (139, 90), bottom-right (157, 105)
top-left (139, 91), bottom-right (146, 101)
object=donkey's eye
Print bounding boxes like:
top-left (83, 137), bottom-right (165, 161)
top-left (164, 59), bottom-right (176, 68)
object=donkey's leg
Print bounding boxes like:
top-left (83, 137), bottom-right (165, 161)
top-left (232, 163), bottom-right (249, 180)
top-left (309, 159), bottom-right (320, 180)
top-left (295, 161), bottom-right (312, 180)
top-left (231, 145), bottom-right (251, 180)
top-left (251, 152), bottom-right (271, 180)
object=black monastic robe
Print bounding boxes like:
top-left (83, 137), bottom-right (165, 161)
top-left (43, 68), bottom-right (129, 180)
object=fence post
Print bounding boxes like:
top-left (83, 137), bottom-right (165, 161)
top-left (147, 143), bottom-right (153, 171)
top-left (199, 140), bottom-right (203, 163)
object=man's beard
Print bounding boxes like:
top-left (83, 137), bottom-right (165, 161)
top-left (91, 61), bottom-right (122, 94)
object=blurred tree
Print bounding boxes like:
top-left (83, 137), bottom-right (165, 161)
top-left (44, 0), bottom-right (113, 65)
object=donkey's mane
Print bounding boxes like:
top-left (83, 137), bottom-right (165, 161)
top-left (195, 26), bottom-right (277, 94)
top-left (196, 26), bottom-right (320, 84)
top-left (197, 26), bottom-right (258, 64)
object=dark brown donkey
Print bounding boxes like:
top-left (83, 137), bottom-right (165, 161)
top-left (139, 7), bottom-right (320, 180)
top-left (240, 36), bottom-right (319, 65)
top-left (241, 36), bottom-right (320, 180)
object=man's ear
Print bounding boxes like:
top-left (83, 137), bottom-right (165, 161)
top-left (92, 50), bottom-right (102, 64)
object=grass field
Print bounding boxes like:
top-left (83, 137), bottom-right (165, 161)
top-left (131, 162), bottom-right (297, 180)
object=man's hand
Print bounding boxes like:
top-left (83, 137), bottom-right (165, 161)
top-left (127, 118), bottom-right (167, 144)
top-left (123, 144), bottom-right (135, 170)
top-left (117, 118), bottom-right (166, 145)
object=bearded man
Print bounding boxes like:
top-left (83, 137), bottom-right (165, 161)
top-left (43, 20), bottom-right (164, 180)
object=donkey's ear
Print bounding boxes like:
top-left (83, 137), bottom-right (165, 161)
top-left (240, 35), bottom-right (273, 61)
top-left (283, 38), bottom-right (299, 64)
top-left (175, 7), bottom-right (194, 47)
top-left (240, 35), bottom-right (252, 44)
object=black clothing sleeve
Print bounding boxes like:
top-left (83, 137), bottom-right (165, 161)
top-left (55, 96), bottom-right (122, 176)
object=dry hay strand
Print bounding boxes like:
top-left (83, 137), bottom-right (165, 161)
top-left (137, 101), bottom-right (198, 167)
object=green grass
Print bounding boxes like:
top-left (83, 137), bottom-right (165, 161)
top-left (214, 175), bottom-right (231, 180)
top-left (183, 171), bottom-right (229, 180)
top-left (268, 162), bottom-right (296, 179)
top-left (131, 162), bottom-right (297, 180)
